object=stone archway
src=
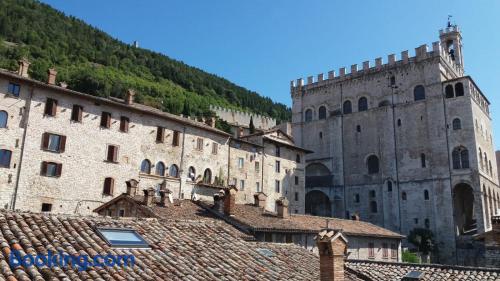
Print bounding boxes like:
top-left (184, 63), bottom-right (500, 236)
top-left (453, 183), bottom-right (476, 235)
top-left (305, 163), bottom-right (332, 188)
top-left (305, 190), bottom-right (331, 217)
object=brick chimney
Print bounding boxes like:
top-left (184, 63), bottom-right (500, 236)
top-left (143, 187), bottom-right (155, 207)
top-left (315, 230), bottom-right (348, 281)
top-left (125, 89), bottom-right (135, 105)
top-left (276, 197), bottom-right (290, 219)
top-left (351, 213), bottom-right (360, 221)
top-left (213, 190), bottom-right (225, 213)
top-left (47, 68), bottom-right (57, 85)
top-left (492, 215), bottom-right (500, 231)
top-left (254, 192), bottom-right (267, 208)
top-left (18, 58), bottom-right (30, 78)
top-left (224, 187), bottom-right (237, 216)
top-left (126, 179), bottom-right (139, 196)
top-left (159, 189), bottom-right (172, 206)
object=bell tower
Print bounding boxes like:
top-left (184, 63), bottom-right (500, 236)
top-left (439, 18), bottom-right (464, 69)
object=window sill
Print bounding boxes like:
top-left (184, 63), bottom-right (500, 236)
top-left (0, 166), bottom-right (10, 169)
top-left (42, 175), bottom-right (60, 178)
top-left (100, 126), bottom-right (111, 130)
top-left (70, 120), bottom-right (82, 124)
top-left (104, 160), bottom-right (119, 164)
top-left (41, 148), bottom-right (62, 154)
top-left (4, 93), bottom-right (20, 99)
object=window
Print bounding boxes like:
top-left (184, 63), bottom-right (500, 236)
top-left (452, 118), bottom-right (461, 130)
top-left (295, 192), bottom-right (299, 201)
top-left (343, 100), bottom-right (352, 114)
top-left (255, 161), bottom-right (260, 173)
top-left (275, 180), bottom-right (280, 193)
top-left (172, 131), bottom-right (180, 146)
top-left (414, 85), bottom-right (426, 101)
top-left (188, 166), bottom-right (196, 181)
top-left (455, 82), bottom-right (464, 97)
top-left (402, 192), bottom-right (407, 200)
top-left (7, 83), bottom-right (20, 97)
top-left (445, 85), bottom-right (454, 98)
top-left (367, 155), bottom-right (379, 174)
top-left (275, 146), bottom-right (280, 157)
top-left (304, 109), bottom-right (313, 122)
top-left (156, 127), bottom-right (165, 142)
top-left (103, 177), bottom-right (114, 195)
top-left (421, 153), bottom-right (426, 168)
top-left (358, 97), bottom-right (368, 111)
top-left (203, 169), bottom-right (212, 184)
top-left (100, 112), bottom-right (111, 128)
top-left (387, 181), bottom-right (393, 192)
top-left (295, 176), bottom-right (299, 185)
top-left (41, 133), bottom-right (66, 153)
top-left (264, 233), bottom-right (273, 242)
top-left (0, 111), bottom-right (6, 128)
top-left (382, 243), bottom-right (388, 259)
top-left (0, 150), bottom-right (12, 168)
top-left (44, 98), bottom-right (58, 116)
top-left (356, 125), bottom-right (361, 132)
top-left (319, 132), bottom-right (323, 139)
top-left (390, 76), bottom-right (396, 86)
top-left (256, 182), bottom-right (261, 192)
top-left (368, 243), bottom-right (375, 258)
top-left (370, 201), bottom-right (378, 213)
top-left (479, 148), bottom-right (484, 169)
top-left (318, 106), bottom-right (327, 119)
top-left (96, 228), bottom-right (149, 248)
top-left (397, 119), bottom-right (401, 127)
top-left (197, 138), bottom-right (203, 150)
top-left (156, 162), bottom-right (165, 176)
top-left (354, 193), bottom-right (360, 203)
top-left (41, 161), bottom-right (62, 177)
top-left (169, 164), bottom-right (179, 178)
top-left (391, 244), bottom-right (398, 259)
top-left (140, 159), bottom-right (151, 174)
top-left (275, 160), bottom-right (280, 173)
top-left (425, 218), bottom-right (430, 229)
top-left (71, 105), bottom-right (83, 122)
top-left (489, 161), bottom-right (492, 176)
top-left (212, 143), bottom-right (218, 155)
top-left (106, 145), bottom-right (119, 163)
top-left (452, 146), bottom-right (469, 169)
top-left (41, 203), bottom-right (52, 212)
top-left (119, 210), bottom-right (125, 217)
top-left (424, 190), bottom-right (429, 200)
top-left (414, 218), bottom-right (419, 224)
top-left (239, 180), bottom-right (245, 191)
top-left (120, 116), bottom-right (129, 133)
top-left (296, 154), bottom-right (301, 163)
top-left (238, 157), bottom-right (244, 169)
top-left (369, 190), bottom-right (376, 198)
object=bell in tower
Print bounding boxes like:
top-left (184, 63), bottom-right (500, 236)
top-left (439, 17), bottom-right (464, 69)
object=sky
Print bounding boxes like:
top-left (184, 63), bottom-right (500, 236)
top-left (41, 0), bottom-right (500, 148)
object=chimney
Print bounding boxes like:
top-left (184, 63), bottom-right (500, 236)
top-left (492, 215), bottom-right (500, 232)
top-left (351, 213), bottom-right (360, 221)
top-left (125, 179), bottom-right (139, 196)
top-left (206, 117), bottom-right (216, 128)
top-left (159, 189), bottom-right (172, 206)
top-left (47, 68), bottom-right (57, 85)
top-left (213, 190), bottom-right (225, 213)
top-left (315, 230), bottom-right (348, 281)
top-left (18, 59), bottom-right (30, 78)
top-left (276, 197), bottom-right (290, 219)
top-left (254, 192), bottom-right (267, 208)
top-left (125, 89), bottom-right (135, 105)
top-left (59, 82), bottom-right (68, 88)
top-left (223, 187), bottom-right (237, 216)
top-left (143, 187), bottom-right (155, 207)
top-left (238, 127), bottom-right (244, 138)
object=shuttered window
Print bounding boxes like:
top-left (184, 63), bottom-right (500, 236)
top-left (100, 112), bottom-right (111, 128)
top-left (212, 143), bottom-right (218, 154)
top-left (197, 138), bottom-right (203, 150)
top-left (120, 116), bottom-right (129, 133)
top-left (41, 161), bottom-right (62, 177)
top-left (382, 243), bottom-right (388, 259)
top-left (172, 131), bottom-right (180, 146)
top-left (41, 133), bottom-right (66, 153)
top-left (368, 243), bottom-right (375, 258)
top-left (71, 105), bottom-right (83, 122)
top-left (44, 98), bottom-right (58, 116)
top-left (156, 127), bottom-right (165, 142)
top-left (103, 177), bottom-right (114, 195)
top-left (106, 145), bottom-right (119, 162)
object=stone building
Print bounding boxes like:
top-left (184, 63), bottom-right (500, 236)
top-left (291, 25), bottom-right (500, 264)
top-left (210, 105), bottom-right (276, 137)
top-left (0, 61), bottom-right (306, 216)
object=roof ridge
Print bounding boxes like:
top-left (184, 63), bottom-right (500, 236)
top-left (347, 259), bottom-right (500, 272)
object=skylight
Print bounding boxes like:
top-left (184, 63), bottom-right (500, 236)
top-left (256, 248), bottom-right (275, 257)
top-left (403, 271), bottom-right (424, 280)
top-left (96, 228), bottom-right (149, 248)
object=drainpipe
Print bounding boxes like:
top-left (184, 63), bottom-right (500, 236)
top-left (178, 126), bottom-right (187, 199)
top-left (11, 83), bottom-right (34, 210)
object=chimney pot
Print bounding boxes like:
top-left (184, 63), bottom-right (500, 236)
top-left (125, 89), bottom-right (135, 105)
top-left (223, 187), bottom-right (237, 216)
top-left (159, 188), bottom-right (172, 206)
top-left (351, 213), bottom-right (360, 221)
top-left (254, 192), bottom-right (267, 208)
top-left (18, 59), bottom-right (30, 78)
top-left (126, 179), bottom-right (139, 196)
top-left (47, 68), bottom-right (57, 85)
top-left (237, 127), bottom-right (244, 138)
top-left (276, 197), bottom-right (290, 219)
top-left (143, 187), bottom-right (155, 207)
top-left (315, 230), bottom-right (348, 281)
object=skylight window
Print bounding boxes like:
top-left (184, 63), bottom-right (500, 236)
top-left (256, 248), bottom-right (275, 257)
top-left (403, 271), bottom-right (424, 280)
top-left (96, 228), bottom-right (149, 248)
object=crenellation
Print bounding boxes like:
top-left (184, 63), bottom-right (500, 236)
top-left (307, 76), bottom-right (314, 85)
top-left (388, 54), bottom-right (396, 65)
top-left (415, 44), bottom-right (428, 58)
top-left (351, 64), bottom-right (358, 75)
top-left (362, 61), bottom-right (370, 71)
top-left (401, 50), bottom-right (409, 63)
top-left (375, 57), bottom-right (382, 70)
top-left (297, 78), bottom-right (304, 87)
top-left (432, 41), bottom-right (441, 53)
top-left (317, 73), bottom-right (324, 82)
top-left (328, 71), bottom-right (335, 79)
top-left (339, 67), bottom-right (346, 77)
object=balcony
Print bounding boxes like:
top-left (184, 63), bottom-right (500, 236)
top-left (305, 175), bottom-right (333, 188)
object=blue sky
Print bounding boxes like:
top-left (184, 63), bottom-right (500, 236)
top-left (42, 0), bottom-right (500, 148)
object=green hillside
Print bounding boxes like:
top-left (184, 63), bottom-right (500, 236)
top-left (0, 0), bottom-right (291, 124)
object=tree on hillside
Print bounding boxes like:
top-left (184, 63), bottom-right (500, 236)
top-left (249, 116), bottom-right (255, 134)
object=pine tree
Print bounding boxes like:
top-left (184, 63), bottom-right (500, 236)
top-left (249, 116), bottom-right (255, 134)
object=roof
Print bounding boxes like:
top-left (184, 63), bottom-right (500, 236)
top-left (206, 203), bottom-right (404, 239)
top-left (240, 128), bottom-right (314, 153)
top-left (0, 69), bottom-right (232, 137)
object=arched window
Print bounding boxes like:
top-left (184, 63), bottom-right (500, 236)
top-left (370, 201), bottom-right (378, 213)
top-left (0, 149), bottom-right (12, 168)
top-left (414, 85), bottom-right (426, 101)
top-left (452, 146), bottom-right (469, 169)
top-left (169, 164), bottom-right (179, 178)
top-left (387, 181), bottom-right (393, 192)
top-left (479, 148), bottom-right (484, 169)
top-left (489, 161), bottom-right (493, 176)
top-left (402, 192), bottom-right (407, 201)
top-left (318, 106), bottom-right (327, 120)
top-left (354, 194), bottom-right (360, 203)
top-left (445, 85), bottom-right (454, 98)
top-left (155, 161), bottom-right (165, 176)
top-left (455, 82), bottom-right (464, 97)
top-left (296, 154), bottom-right (301, 163)
top-left (424, 190), bottom-right (429, 200)
top-left (452, 118), bottom-right (461, 130)
top-left (484, 153), bottom-right (488, 174)
top-left (203, 168), bottom-right (212, 184)
top-left (140, 159), bottom-right (151, 174)
top-left (367, 155), bottom-right (379, 174)
top-left (305, 109), bottom-right (313, 122)
top-left (356, 125), bottom-right (361, 133)
top-left (0, 111), bottom-right (7, 128)
top-left (421, 153), bottom-right (426, 168)
top-left (343, 100), bottom-right (352, 114)
top-left (188, 166), bottom-right (196, 181)
top-left (358, 97), bottom-right (368, 112)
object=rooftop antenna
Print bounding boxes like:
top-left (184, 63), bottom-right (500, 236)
top-left (447, 15), bottom-right (453, 28)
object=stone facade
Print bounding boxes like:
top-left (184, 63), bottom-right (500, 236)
top-left (210, 105), bottom-right (276, 138)
top-left (291, 26), bottom-right (500, 264)
top-left (0, 64), bottom-right (306, 217)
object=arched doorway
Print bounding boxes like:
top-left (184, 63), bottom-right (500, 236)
top-left (453, 183), bottom-right (476, 235)
top-left (305, 190), bottom-right (332, 217)
top-left (305, 163), bottom-right (332, 188)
